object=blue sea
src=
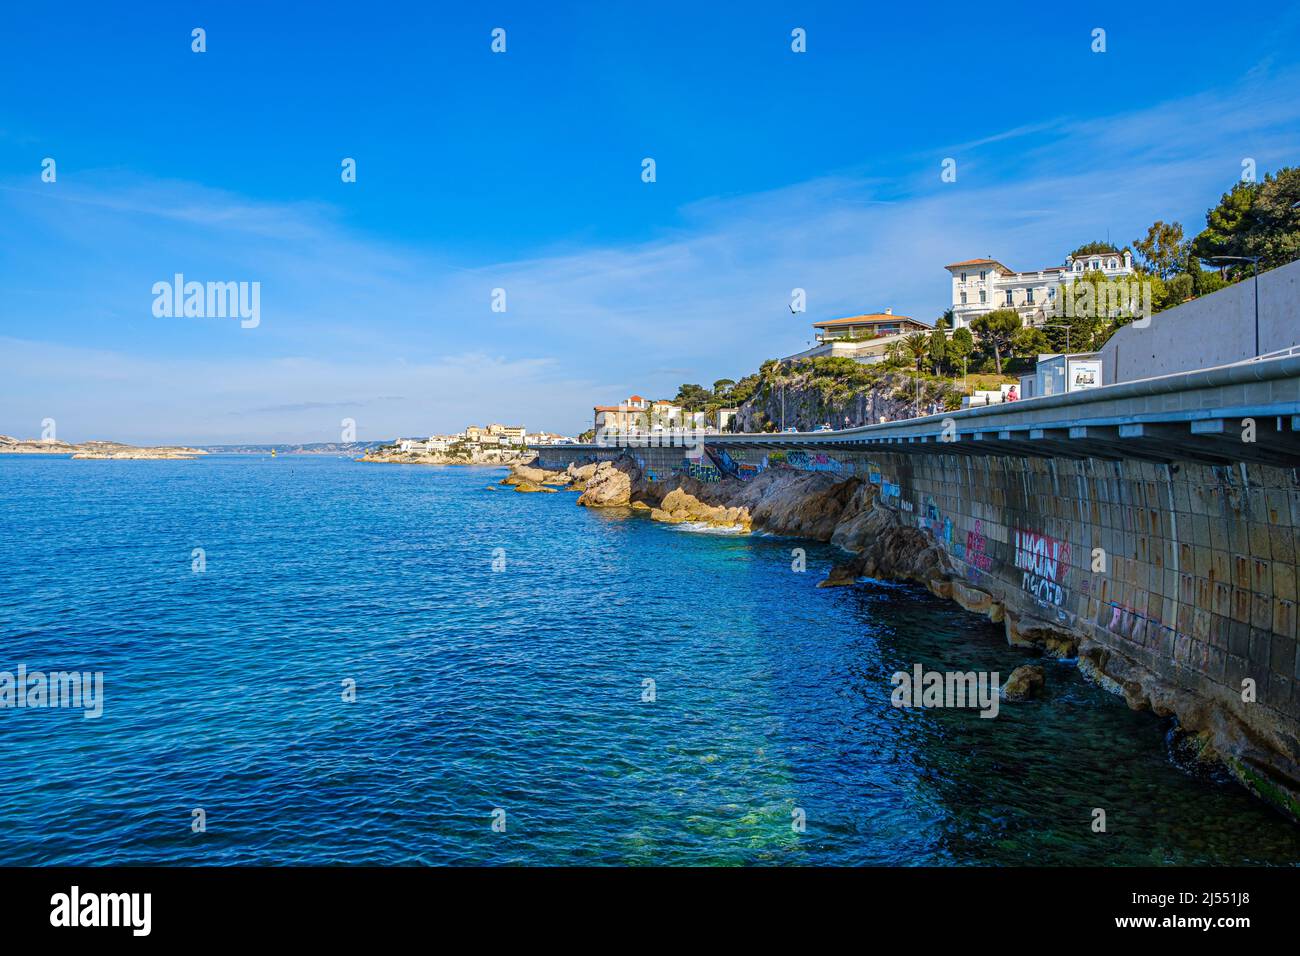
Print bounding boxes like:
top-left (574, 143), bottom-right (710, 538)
top-left (1, 454), bottom-right (1298, 865)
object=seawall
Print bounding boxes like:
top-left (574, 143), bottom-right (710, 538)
top-left (521, 443), bottom-right (1300, 822)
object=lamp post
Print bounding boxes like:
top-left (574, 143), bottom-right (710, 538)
top-left (1043, 323), bottom-right (1072, 356)
top-left (1204, 255), bottom-right (1261, 357)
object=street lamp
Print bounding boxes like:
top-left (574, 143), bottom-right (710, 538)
top-left (1204, 255), bottom-right (1261, 357)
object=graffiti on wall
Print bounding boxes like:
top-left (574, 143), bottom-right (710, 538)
top-left (916, 496), bottom-right (953, 544)
top-left (706, 446), bottom-right (767, 481)
top-left (1014, 528), bottom-right (1071, 607)
top-left (786, 450), bottom-right (845, 473)
top-left (964, 520), bottom-right (994, 572)
top-left (679, 461), bottom-right (722, 482)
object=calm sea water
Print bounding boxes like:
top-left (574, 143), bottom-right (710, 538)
top-left (1, 454), bottom-right (1298, 866)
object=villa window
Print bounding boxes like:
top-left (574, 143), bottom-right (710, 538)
top-left (1005, 290), bottom-right (1014, 305)
top-left (1090, 259), bottom-right (1099, 270)
top-left (1026, 288), bottom-right (1035, 304)
top-left (979, 270), bottom-right (987, 280)
top-left (960, 292), bottom-right (967, 304)
top-left (979, 290), bottom-right (987, 304)
top-left (960, 272), bottom-right (967, 281)
top-left (1108, 258), bottom-right (1117, 269)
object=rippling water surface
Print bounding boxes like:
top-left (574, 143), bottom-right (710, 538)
top-left (2, 455), bottom-right (1298, 865)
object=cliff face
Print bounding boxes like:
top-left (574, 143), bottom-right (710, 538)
top-left (730, 368), bottom-right (964, 432)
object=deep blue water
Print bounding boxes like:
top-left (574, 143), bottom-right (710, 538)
top-left (1, 454), bottom-right (1298, 865)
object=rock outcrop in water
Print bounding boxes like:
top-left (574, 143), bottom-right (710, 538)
top-left (1002, 665), bottom-right (1046, 701)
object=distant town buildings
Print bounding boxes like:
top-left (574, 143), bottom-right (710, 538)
top-left (593, 395), bottom-right (733, 436)
top-left (486, 423), bottom-right (526, 444)
top-left (945, 250), bottom-right (1135, 329)
top-left (395, 423), bottom-right (573, 453)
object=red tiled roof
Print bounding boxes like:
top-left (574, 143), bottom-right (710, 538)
top-left (944, 258), bottom-right (1011, 272)
top-left (812, 313), bottom-right (932, 329)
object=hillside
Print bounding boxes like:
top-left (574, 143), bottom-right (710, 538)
top-left (724, 358), bottom-right (969, 432)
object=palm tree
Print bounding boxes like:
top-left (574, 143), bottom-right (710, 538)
top-left (903, 332), bottom-right (929, 372)
top-left (903, 332), bottom-right (930, 418)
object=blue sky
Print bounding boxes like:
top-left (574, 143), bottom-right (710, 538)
top-left (2, 1), bottom-right (1299, 443)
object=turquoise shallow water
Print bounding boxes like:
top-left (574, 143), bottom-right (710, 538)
top-left (1, 454), bottom-right (1298, 865)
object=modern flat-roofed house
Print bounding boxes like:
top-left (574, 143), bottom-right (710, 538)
top-left (946, 250), bottom-right (1135, 329)
top-left (812, 309), bottom-right (931, 342)
top-left (781, 310), bottom-right (933, 366)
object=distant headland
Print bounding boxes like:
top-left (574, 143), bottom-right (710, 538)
top-left (0, 436), bottom-right (205, 460)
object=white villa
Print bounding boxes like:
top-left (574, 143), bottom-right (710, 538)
top-left (946, 250), bottom-right (1135, 328)
top-left (592, 395), bottom-right (709, 435)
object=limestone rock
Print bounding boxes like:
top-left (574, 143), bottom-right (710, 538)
top-left (1004, 614), bottom-right (1079, 657)
top-left (952, 581), bottom-right (995, 616)
top-left (1002, 665), bottom-right (1046, 701)
top-left (650, 487), bottom-right (750, 529)
top-left (503, 463), bottom-right (568, 486)
top-left (576, 459), bottom-right (639, 507)
top-left (513, 480), bottom-right (557, 494)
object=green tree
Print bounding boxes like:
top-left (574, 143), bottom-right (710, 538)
top-left (903, 332), bottom-right (929, 373)
top-left (1240, 167), bottom-right (1300, 269)
top-left (928, 324), bottom-right (947, 375)
top-left (711, 378), bottom-right (736, 400)
top-left (970, 309), bottom-right (1021, 374)
top-left (1132, 220), bottom-right (1187, 279)
top-left (1012, 325), bottom-right (1049, 357)
top-left (673, 383), bottom-right (712, 411)
top-left (1192, 180), bottom-right (1258, 268)
top-left (884, 339), bottom-right (906, 367)
top-left (1070, 240), bottom-right (1120, 257)
top-left (947, 326), bottom-right (974, 376)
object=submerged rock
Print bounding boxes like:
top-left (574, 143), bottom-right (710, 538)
top-left (817, 560), bottom-right (863, 588)
top-left (513, 480), bottom-right (557, 494)
top-left (1002, 665), bottom-right (1046, 701)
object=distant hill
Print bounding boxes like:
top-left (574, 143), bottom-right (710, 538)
top-left (200, 441), bottom-right (387, 455)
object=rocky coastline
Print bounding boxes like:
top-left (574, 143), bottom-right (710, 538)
top-left (359, 444), bottom-right (534, 467)
top-left (504, 454), bottom-right (1300, 824)
top-left (0, 436), bottom-right (205, 459)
